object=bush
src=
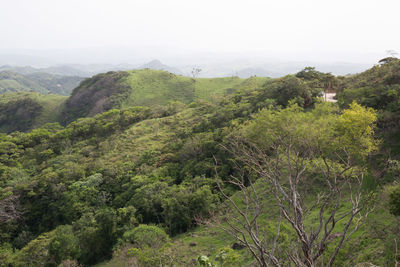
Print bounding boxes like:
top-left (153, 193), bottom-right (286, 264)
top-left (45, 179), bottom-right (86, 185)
top-left (74, 208), bottom-right (117, 265)
top-left (123, 224), bottom-right (169, 249)
top-left (48, 225), bottom-right (80, 265)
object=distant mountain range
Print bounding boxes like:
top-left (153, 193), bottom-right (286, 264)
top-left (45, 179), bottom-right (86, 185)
top-left (0, 59), bottom-right (373, 98)
top-left (0, 61), bottom-right (188, 96)
top-left (0, 55), bottom-right (373, 80)
top-left (0, 60), bottom-right (184, 77)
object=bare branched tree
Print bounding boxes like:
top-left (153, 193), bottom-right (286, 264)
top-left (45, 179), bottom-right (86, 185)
top-left (387, 50), bottom-right (399, 58)
top-left (191, 67), bottom-right (202, 78)
top-left (0, 193), bottom-right (22, 223)
top-left (212, 154), bottom-right (283, 267)
top-left (204, 103), bottom-right (377, 267)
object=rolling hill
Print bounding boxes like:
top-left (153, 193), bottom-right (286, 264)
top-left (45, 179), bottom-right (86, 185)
top-left (0, 69), bottom-right (269, 132)
top-left (0, 70), bottom-right (84, 95)
top-left (62, 69), bottom-right (269, 124)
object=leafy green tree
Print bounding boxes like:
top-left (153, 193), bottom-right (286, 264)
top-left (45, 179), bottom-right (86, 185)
top-left (269, 76), bottom-right (320, 108)
top-left (63, 173), bottom-right (106, 221)
top-left (162, 185), bottom-right (218, 235)
top-left (48, 225), bottom-right (80, 265)
top-left (161, 187), bottom-right (191, 235)
top-left (74, 208), bottom-right (117, 265)
top-left (215, 247), bottom-right (241, 266)
top-left (295, 67), bottom-right (323, 80)
top-left (389, 185), bottom-right (400, 216)
top-left (0, 243), bottom-right (13, 265)
top-left (123, 224), bottom-right (169, 249)
top-left (123, 225), bottom-right (171, 266)
top-left (129, 181), bottom-right (169, 224)
top-left (12, 231), bottom-right (55, 266)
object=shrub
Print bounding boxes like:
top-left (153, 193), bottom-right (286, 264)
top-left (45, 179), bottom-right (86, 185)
top-left (123, 224), bottom-right (169, 249)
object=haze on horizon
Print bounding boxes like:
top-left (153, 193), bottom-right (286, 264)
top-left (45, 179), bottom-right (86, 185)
top-left (0, 0), bottom-right (399, 67)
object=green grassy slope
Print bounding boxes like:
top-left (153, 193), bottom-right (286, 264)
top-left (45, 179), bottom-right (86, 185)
top-left (0, 70), bottom-right (270, 132)
top-left (122, 70), bottom-right (269, 106)
top-left (121, 70), bottom-right (196, 107)
top-left (193, 76), bottom-right (268, 100)
top-left (63, 69), bottom-right (269, 124)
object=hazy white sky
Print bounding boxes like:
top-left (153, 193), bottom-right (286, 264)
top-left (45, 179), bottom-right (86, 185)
top-left (0, 0), bottom-right (399, 63)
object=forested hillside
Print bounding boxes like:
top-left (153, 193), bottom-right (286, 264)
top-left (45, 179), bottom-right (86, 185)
top-left (337, 57), bottom-right (400, 155)
top-left (0, 60), bottom-right (400, 266)
top-left (0, 71), bottom-right (84, 95)
top-left (0, 92), bottom-right (67, 133)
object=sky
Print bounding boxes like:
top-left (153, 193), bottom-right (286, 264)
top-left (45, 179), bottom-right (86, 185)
top-left (0, 0), bottom-right (399, 64)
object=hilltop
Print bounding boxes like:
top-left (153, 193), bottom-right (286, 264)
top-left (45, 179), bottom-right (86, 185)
top-left (0, 69), bottom-right (269, 132)
top-left (62, 69), bottom-right (269, 124)
top-left (138, 59), bottom-right (183, 75)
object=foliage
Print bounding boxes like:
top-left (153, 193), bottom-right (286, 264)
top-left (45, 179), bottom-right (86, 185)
top-left (0, 63), bottom-right (398, 266)
top-left (228, 102), bottom-right (378, 265)
top-left (389, 185), bottom-right (400, 216)
top-left (215, 247), bottom-right (241, 266)
top-left (123, 224), bottom-right (169, 249)
top-left (48, 225), bottom-right (80, 265)
top-left (73, 208), bottom-right (117, 264)
top-left (119, 225), bottom-right (172, 266)
top-left (0, 92), bottom-right (67, 133)
top-left (269, 75), bottom-right (321, 108)
top-left (334, 101), bottom-right (379, 159)
top-left (197, 248), bottom-right (241, 267)
top-left (0, 95), bottom-right (43, 133)
top-left (337, 58), bottom-right (400, 134)
top-left (12, 231), bottom-right (55, 266)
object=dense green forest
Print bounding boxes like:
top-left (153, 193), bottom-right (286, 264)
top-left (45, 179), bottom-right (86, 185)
top-left (1, 59), bottom-right (400, 266)
top-left (0, 93), bottom-right (67, 133)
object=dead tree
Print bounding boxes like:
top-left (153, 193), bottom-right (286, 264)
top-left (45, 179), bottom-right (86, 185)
top-left (0, 193), bottom-right (21, 223)
top-left (191, 67), bottom-right (202, 78)
top-left (212, 133), bottom-right (373, 267)
top-left (201, 103), bottom-right (378, 266)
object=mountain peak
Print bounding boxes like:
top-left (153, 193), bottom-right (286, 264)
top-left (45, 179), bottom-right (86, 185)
top-left (138, 59), bottom-right (183, 75)
top-left (147, 59), bottom-right (162, 65)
